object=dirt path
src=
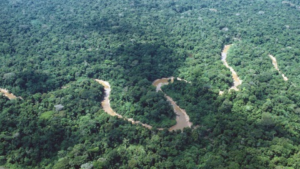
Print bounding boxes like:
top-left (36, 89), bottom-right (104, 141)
top-left (96, 78), bottom-right (192, 131)
top-left (219, 45), bottom-right (242, 95)
top-left (268, 54), bottom-right (288, 81)
top-left (0, 88), bottom-right (22, 100)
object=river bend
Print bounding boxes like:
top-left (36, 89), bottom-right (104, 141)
top-left (96, 78), bottom-right (192, 131)
top-left (219, 45), bottom-right (242, 95)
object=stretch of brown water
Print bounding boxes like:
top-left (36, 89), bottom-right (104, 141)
top-left (220, 45), bottom-right (242, 95)
top-left (268, 54), bottom-right (288, 81)
top-left (96, 78), bottom-right (192, 131)
top-left (152, 77), bottom-right (192, 131)
top-left (0, 88), bottom-right (22, 100)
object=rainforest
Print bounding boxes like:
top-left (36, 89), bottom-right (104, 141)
top-left (1, 0), bottom-right (300, 168)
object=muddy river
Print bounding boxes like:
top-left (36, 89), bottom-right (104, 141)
top-left (0, 88), bottom-right (22, 100)
top-left (220, 45), bottom-right (242, 94)
top-left (152, 77), bottom-right (192, 131)
top-left (268, 54), bottom-right (288, 81)
top-left (96, 78), bottom-right (192, 131)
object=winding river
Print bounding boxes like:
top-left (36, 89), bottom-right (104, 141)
top-left (0, 44), bottom-right (241, 131)
top-left (95, 79), bottom-right (154, 129)
top-left (152, 77), bottom-right (192, 131)
top-left (1, 45), bottom-right (288, 132)
top-left (0, 88), bottom-right (22, 100)
top-left (268, 54), bottom-right (288, 81)
top-left (95, 78), bottom-right (192, 131)
top-left (219, 45), bottom-right (242, 95)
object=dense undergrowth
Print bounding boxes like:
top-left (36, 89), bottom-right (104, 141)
top-left (1, 0), bottom-right (300, 168)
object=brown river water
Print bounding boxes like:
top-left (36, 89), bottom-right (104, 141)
top-left (0, 49), bottom-right (288, 133)
top-left (95, 78), bottom-right (192, 131)
top-left (0, 88), bottom-right (22, 100)
top-left (0, 78), bottom-right (192, 131)
top-left (219, 45), bottom-right (242, 95)
top-left (268, 54), bottom-right (288, 81)
top-left (2, 45), bottom-right (276, 131)
top-left (152, 77), bottom-right (192, 131)
top-left (219, 46), bottom-right (288, 96)
top-left (95, 79), bottom-right (153, 129)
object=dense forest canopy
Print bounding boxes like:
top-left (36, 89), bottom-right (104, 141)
top-left (1, 0), bottom-right (300, 168)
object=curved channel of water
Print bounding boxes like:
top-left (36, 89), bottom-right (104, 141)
top-left (219, 45), bottom-right (242, 95)
top-left (0, 50), bottom-right (289, 132)
top-left (95, 78), bottom-right (192, 131)
top-left (0, 88), bottom-right (22, 100)
top-left (152, 77), bottom-right (192, 131)
top-left (96, 44), bottom-right (244, 130)
top-left (268, 54), bottom-right (288, 81)
top-left (95, 79), bottom-right (154, 129)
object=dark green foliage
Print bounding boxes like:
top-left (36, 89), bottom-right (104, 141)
top-left (1, 0), bottom-right (300, 168)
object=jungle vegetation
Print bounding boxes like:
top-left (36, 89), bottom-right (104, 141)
top-left (1, 0), bottom-right (300, 168)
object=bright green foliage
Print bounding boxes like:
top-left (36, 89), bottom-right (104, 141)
top-left (40, 111), bottom-right (54, 120)
top-left (1, 0), bottom-right (300, 168)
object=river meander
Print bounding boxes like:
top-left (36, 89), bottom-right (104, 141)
top-left (268, 54), bottom-right (288, 81)
top-left (2, 45), bottom-right (286, 132)
top-left (96, 78), bottom-right (192, 131)
top-left (0, 88), bottom-right (22, 100)
top-left (152, 77), bottom-right (192, 131)
top-left (219, 45), bottom-right (242, 95)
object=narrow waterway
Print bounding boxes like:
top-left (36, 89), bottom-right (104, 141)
top-left (95, 78), bottom-right (192, 131)
top-left (0, 88), bottom-right (22, 100)
top-left (220, 45), bottom-right (242, 95)
top-left (94, 79), bottom-right (123, 118)
top-left (152, 77), bottom-right (192, 131)
top-left (268, 54), bottom-right (288, 81)
top-left (95, 79), bottom-right (156, 130)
